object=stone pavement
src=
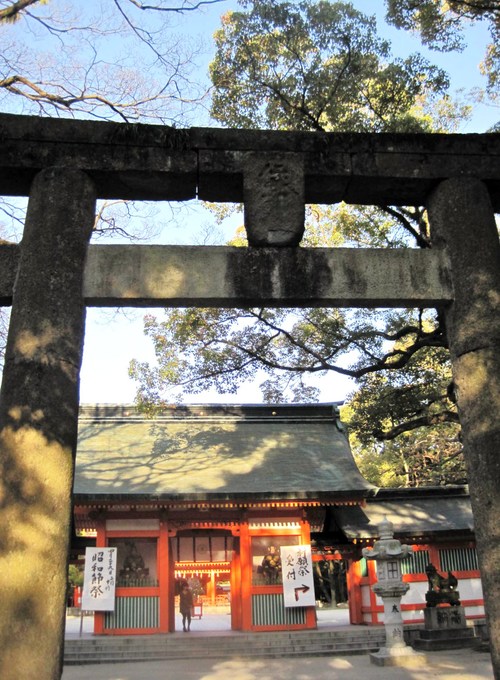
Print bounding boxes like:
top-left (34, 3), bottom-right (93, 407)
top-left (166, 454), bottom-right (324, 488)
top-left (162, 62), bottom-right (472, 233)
top-left (63, 608), bottom-right (493, 679)
top-left (62, 648), bottom-right (493, 680)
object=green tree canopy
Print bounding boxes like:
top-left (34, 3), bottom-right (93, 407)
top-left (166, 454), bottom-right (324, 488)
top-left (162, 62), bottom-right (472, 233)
top-left (385, 0), bottom-right (500, 100)
top-left (210, 0), bottom-right (450, 131)
top-left (131, 307), bottom-right (447, 408)
top-left (345, 339), bottom-right (464, 486)
top-left (130, 0), bottom-right (474, 486)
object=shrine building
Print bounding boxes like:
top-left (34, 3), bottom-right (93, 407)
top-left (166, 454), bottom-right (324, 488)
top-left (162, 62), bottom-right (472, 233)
top-left (72, 403), bottom-right (484, 635)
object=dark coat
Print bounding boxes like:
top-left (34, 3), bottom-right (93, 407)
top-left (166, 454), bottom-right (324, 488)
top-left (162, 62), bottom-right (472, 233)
top-left (179, 588), bottom-right (194, 615)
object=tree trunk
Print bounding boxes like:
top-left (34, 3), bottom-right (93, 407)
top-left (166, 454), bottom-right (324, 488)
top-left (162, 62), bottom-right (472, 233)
top-left (427, 178), bottom-right (500, 679)
top-left (0, 168), bottom-right (96, 680)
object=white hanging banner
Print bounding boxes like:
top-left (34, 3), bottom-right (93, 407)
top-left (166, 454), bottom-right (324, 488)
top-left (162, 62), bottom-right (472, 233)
top-left (281, 544), bottom-right (316, 608)
top-left (81, 547), bottom-right (117, 611)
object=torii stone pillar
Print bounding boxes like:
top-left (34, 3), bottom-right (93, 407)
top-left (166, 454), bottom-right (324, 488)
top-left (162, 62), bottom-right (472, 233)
top-left (427, 178), bottom-right (500, 679)
top-left (0, 168), bottom-right (96, 680)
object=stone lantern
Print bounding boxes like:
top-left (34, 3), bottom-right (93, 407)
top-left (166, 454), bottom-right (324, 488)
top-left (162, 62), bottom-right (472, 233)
top-left (362, 517), bottom-right (425, 667)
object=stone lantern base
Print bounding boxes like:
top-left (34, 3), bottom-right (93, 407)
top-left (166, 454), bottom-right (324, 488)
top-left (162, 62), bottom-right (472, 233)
top-left (370, 645), bottom-right (427, 667)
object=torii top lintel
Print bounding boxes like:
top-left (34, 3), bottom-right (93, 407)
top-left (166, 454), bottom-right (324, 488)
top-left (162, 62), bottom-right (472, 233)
top-left (1, 112), bottom-right (499, 210)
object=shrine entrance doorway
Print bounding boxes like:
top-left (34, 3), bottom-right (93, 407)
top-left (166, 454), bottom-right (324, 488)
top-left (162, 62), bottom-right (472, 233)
top-left (313, 551), bottom-right (349, 611)
top-left (171, 529), bottom-right (234, 632)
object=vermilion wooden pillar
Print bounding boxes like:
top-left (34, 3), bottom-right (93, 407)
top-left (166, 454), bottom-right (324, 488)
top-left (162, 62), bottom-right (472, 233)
top-left (348, 558), bottom-right (364, 625)
top-left (300, 518), bottom-right (317, 629)
top-left (230, 531), bottom-right (243, 630)
top-left (240, 522), bottom-right (252, 631)
top-left (158, 520), bottom-right (170, 632)
top-left (367, 559), bottom-right (379, 624)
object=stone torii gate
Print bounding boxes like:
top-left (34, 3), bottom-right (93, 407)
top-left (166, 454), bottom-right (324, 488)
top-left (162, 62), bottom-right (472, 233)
top-left (0, 112), bottom-right (499, 680)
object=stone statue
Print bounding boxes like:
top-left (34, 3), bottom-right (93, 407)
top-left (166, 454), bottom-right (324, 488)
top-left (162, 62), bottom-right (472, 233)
top-left (425, 563), bottom-right (460, 607)
top-left (120, 540), bottom-right (148, 582)
top-left (261, 545), bottom-right (282, 583)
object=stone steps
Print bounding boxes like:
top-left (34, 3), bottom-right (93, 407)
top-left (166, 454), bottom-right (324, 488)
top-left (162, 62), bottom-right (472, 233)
top-left (64, 628), bottom-right (386, 665)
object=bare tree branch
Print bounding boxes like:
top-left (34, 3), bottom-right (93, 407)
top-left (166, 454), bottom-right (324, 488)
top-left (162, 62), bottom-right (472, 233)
top-left (0, 0), bottom-right (43, 23)
top-left (122, 0), bottom-right (227, 13)
top-left (380, 205), bottom-right (431, 248)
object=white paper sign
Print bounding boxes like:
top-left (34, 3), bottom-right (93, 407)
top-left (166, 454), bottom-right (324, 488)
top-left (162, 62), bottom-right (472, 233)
top-left (281, 544), bottom-right (316, 608)
top-left (81, 547), bottom-right (117, 611)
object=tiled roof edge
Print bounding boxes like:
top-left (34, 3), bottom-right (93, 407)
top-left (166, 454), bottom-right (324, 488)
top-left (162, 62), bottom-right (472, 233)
top-left (78, 402), bottom-right (345, 423)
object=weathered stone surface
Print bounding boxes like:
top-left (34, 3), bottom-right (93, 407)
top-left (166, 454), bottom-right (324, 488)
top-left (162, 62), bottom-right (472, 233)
top-left (423, 606), bottom-right (467, 629)
top-left (84, 245), bottom-right (454, 307)
top-left (243, 152), bottom-right (305, 246)
top-left (0, 113), bottom-right (498, 680)
top-left (0, 244), bottom-right (453, 307)
top-left (427, 178), bottom-right (500, 678)
top-left (1, 113), bottom-right (499, 209)
top-left (0, 241), bottom-right (19, 305)
top-left (0, 113), bottom-right (197, 200)
top-left (370, 648), bottom-right (427, 667)
top-left (0, 167), bottom-right (96, 680)
top-left (414, 608), bottom-right (477, 652)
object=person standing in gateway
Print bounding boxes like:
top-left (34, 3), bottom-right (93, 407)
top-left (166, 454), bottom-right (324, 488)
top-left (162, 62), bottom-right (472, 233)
top-left (179, 583), bottom-right (194, 632)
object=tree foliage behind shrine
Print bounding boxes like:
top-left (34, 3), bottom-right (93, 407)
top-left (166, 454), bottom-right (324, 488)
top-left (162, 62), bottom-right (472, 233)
top-left (129, 0), bottom-right (479, 487)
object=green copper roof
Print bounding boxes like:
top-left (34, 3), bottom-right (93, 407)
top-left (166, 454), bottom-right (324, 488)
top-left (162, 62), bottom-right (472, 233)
top-left (334, 488), bottom-right (474, 538)
top-left (74, 404), bottom-right (374, 501)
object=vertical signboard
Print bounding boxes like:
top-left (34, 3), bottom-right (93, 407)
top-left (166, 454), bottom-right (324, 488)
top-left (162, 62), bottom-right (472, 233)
top-left (81, 547), bottom-right (117, 611)
top-left (281, 544), bottom-right (316, 608)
